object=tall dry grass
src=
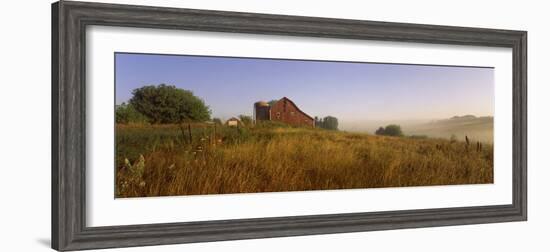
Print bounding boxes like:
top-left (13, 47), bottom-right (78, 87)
top-left (116, 124), bottom-right (493, 197)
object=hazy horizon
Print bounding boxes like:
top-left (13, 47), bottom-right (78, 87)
top-left (115, 53), bottom-right (494, 125)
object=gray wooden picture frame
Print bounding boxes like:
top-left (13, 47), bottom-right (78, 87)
top-left (52, 1), bottom-right (527, 251)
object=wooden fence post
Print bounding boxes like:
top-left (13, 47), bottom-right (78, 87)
top-left (178, 123), bottom-right (186, 145)
top-left (213, 123), bottom-right (217, 144)
top-left (187, 123), bottom-right (192, 143)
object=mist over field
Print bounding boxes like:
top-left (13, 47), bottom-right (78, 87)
top-left (340, 115), bottom-right (494, 143)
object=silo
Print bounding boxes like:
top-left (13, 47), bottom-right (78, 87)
top-left (254, 101), bottom-right (271, 123)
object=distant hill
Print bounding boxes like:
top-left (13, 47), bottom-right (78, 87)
top-left (406, 115), bottom-right (493, 143)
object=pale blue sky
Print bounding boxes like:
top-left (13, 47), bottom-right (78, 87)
top-left (115, 53), bottom-right (494, 122)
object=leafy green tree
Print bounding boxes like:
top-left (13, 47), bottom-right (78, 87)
top-left (321, 116), bottom-right (339, 130)
top-left (238, 115), bottom-right (253, 126)
top-left (375, 124), bottom-right (403, 137)
top-left (314, 116), bottom-right (322, 128)
top-left (129, 84), bottom-right (211, 123)
top-left (384, 124), bottom-right (403, 136)
top-left (115, 102), bottom-right (149, 124)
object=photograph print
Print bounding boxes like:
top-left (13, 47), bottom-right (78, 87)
top-left (115, 52), bottom-right (494, 198)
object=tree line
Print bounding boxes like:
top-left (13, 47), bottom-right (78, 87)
top-left (117, 84), bottom-right (341, 131)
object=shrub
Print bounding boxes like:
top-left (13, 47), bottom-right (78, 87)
top-left (408, 135), bottom-right (428, 139)
top-left (255, 120), bottom-right (292, 129)
top-left (115, 103), bottom-right (149, 124)
top-left (375, 124), bottom-right (404, 137)
top-left (238, 115), bottom-right (253, 126)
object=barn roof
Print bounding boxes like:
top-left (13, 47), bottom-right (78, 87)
top-left (276, 97), bottom-right (314, 121)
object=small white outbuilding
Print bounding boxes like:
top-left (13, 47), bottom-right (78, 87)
top-left (226, 117), bottom-right (241, 127)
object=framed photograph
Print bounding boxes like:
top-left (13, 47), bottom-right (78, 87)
top-left (52, 1), bottom-right (527, 251)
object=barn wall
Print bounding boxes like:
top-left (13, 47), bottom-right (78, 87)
top-left (270, 98), bottom-right (314, 127)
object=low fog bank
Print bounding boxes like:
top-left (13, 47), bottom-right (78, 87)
top-left (340, 115), bottom-right (494, 143)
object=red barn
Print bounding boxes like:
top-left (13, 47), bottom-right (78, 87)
top-left (254, 97), bottom-right (314, 127)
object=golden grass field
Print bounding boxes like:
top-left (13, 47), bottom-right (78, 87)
top-left (116, 123), bottom-right (493, 198)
